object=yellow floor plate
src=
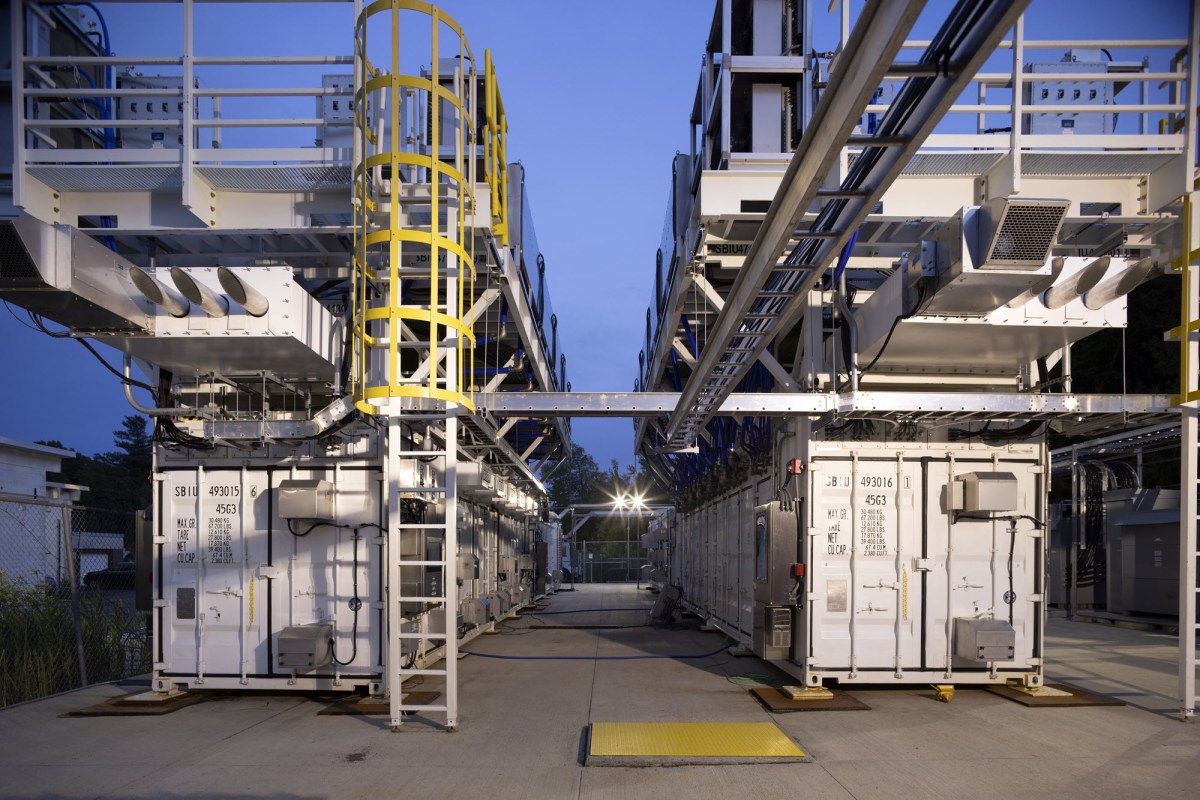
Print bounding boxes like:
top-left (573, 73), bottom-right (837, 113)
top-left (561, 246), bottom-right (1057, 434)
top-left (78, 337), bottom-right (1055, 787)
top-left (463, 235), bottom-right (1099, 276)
top-left (589, 722), bottom-right (804, 758)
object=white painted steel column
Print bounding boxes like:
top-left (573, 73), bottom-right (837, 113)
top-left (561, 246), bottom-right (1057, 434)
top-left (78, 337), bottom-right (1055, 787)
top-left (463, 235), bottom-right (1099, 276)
top-left (1179, 0), bottom-right (1199, 722)
top-left (944, 454), bottom-right (955, 679)
top-left (849, 454), bottom-right (859, 678)
top-left (1182, 407), bottom-right (1197, 720)
top-left (386, 415), bottom-right (404, 729)
top-left (1010, 15), bottom-right (1024, 195)
top-left (445, 418), bottom-right (459, 730)
top-left (894, 454), bottom-right (905, 678)
top-left (11, 0), bottom-right (25, 210)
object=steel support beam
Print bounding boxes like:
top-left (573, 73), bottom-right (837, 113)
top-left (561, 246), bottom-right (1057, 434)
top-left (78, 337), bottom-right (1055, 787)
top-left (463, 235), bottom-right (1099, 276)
top-left (662, 0), bottom-right (1032, 448)
top-left (661, 0), bottom-right (928, 446)
top-left (476, 391), bottom-right (1171, 419)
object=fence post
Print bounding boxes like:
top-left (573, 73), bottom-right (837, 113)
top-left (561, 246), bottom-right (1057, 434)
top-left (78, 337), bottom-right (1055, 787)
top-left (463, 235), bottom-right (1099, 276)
top-left (60, 505), bottom-right (88, 688)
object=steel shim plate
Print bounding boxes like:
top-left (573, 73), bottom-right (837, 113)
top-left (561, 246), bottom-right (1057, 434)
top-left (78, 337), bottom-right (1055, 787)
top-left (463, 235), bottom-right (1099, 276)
top-left (588, 722), bottom-right (804, 758)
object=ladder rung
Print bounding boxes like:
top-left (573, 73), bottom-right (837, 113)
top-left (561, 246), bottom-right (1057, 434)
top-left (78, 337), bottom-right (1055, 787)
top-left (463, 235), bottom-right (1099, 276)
top-left (397, 560), bottom-right (447, 567)
top-left (396, 631), bottom-right (449, 639)
top-left (396, 524), bottom-right (446, 529)
top-left (395, 451), bottom-right (449, 457)
top-left (399, 596), bottom-right (447, 603)
top-left (816, 188), bottom-right (871, 198)
top-left (846, 134), bottom-right (910, 147)
top-left (399, 668), bottom-right (446, 676)
top-left (397, 487), bottom-right (448, 493)
top-left (396, 704), bottom-right (448, 712)
top-left (794, 229), bottom-right (843, 239)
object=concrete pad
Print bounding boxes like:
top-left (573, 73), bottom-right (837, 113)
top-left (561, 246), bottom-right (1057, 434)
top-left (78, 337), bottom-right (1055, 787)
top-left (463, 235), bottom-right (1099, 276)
top-left (579, 764), bottom-right (855, 799)
top-left (3, 584), bottom-right (1200, 800)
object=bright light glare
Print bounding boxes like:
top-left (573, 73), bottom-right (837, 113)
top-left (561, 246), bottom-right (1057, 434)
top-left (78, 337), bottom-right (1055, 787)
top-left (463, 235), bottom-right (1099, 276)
top-left (631, 494), bottom-right (646, 510)
top-left (613, 493), bottom-right (627, 509)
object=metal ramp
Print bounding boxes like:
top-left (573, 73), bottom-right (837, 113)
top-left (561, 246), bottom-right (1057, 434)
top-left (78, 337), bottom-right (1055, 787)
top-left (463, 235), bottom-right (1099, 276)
top-left (662, 0), bottom-right (1032, 449)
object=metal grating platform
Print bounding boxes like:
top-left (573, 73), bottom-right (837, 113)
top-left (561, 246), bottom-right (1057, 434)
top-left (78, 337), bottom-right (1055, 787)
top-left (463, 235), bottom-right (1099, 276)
top-left (899, 151), bottom-right (1005, 176)
top-left (26, 164), bottom-right (353, 193)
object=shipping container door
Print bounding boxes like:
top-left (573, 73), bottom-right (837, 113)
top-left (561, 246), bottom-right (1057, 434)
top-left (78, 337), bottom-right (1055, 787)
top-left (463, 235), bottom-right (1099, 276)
top-left (808, 457), bottom-right (923, 674)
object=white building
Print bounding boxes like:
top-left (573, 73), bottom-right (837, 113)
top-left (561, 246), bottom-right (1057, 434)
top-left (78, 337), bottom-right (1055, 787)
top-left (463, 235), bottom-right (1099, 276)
top-left (0, 436), bottom-right (100, 586)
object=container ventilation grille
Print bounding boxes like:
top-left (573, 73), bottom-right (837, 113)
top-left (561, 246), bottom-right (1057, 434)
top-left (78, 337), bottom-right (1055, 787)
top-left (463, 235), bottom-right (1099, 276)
top-left (983, 200), bottom-right (1069, 268)
top-left (767, 607), bottom-right (791, 649)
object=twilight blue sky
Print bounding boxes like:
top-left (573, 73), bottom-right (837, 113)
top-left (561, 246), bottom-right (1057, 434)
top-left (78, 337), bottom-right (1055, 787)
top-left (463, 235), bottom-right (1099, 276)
top-left (0, 0), bottom-right (1188, 468)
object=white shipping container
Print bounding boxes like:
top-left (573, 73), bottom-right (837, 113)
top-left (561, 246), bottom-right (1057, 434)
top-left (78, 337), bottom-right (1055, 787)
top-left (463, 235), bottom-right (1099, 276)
top-left (666, 444), bottom-right (1046, 688)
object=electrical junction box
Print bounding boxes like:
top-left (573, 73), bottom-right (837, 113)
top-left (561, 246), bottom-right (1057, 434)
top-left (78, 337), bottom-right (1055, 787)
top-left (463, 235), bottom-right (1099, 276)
top-left (517, 554), bottom-right (534, 571)
top-left (754, 502), bottom-right (798, 606)
top-left (457, 461), bottom-right (496, 501)
top-left (277, 622), bottom-right (333, 670)
top-left (457, 552), bottom-right (479, 581)
top-left (278, 479), bottom-right (335, 520)
top-left (494, 590), bottom-right (512, 612)
top-left (498, 556), bottom-right (516, 580)
top-left (955, 618), bottom-right (1016, 662)
top-left (460, 597), bottom-right (487, 626)
top-left (115, 74), bottom-right (197, 149)
top-left (317, 74), bottom-right (354, 152)
top-left (961, 472), bottom-right (1019, 513)
top-left (1022, 51), bottom-right (1143, 136)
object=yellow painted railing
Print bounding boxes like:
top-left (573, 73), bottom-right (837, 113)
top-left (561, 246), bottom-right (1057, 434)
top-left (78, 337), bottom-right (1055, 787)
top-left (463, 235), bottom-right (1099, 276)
top-left (484, 49), bottom-right (509, 247)
top-left (352, 0), bottom-right (477, 413)
top-left (1172, 196), bottom-right (1199, 405)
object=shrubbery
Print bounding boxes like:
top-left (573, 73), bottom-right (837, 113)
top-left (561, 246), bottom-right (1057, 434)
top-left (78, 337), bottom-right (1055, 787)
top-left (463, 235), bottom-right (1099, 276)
top-left (0, 573), bottom-right (149, 707)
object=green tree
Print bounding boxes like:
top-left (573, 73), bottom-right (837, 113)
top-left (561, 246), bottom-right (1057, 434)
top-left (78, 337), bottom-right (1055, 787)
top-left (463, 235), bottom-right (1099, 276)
top-left (38, 415), bottom-right (151, 510)
top-left (545, 446), bottom-right (607, 510)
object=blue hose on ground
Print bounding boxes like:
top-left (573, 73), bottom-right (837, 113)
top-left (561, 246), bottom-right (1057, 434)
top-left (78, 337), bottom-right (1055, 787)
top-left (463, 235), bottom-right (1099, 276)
top-left (462, 641), bottom-right (735, 662)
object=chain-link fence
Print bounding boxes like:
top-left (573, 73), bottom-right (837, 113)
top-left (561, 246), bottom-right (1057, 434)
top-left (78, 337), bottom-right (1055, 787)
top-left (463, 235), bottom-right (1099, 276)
top-left (567, 540), bottom-right (654, 584)
top-left (0, 496), bottom-right (149, 708)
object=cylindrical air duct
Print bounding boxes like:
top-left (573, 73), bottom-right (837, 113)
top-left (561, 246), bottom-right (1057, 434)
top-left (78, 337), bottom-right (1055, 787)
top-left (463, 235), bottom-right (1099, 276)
top-left (170, 268), bottom-right (228, 318)
top-left (1083, 257), bottom-right (1158, 310)
top-left (1005, 257), bottom-right (1064, 309)
top-left (1042, 256), bottom-right (1110, 310)
top-left (217, 267), bottom-right (270, 317)
top-left (129, 267), bottom-right (190, 317)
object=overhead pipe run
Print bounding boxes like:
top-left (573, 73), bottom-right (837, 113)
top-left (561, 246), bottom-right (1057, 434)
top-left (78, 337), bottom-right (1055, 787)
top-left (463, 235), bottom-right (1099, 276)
top-left (217, 267), bottom-right (270, 316)
top-left (129, 266), bottom-right (190, 318)
top-left (170, 267), bottom-right (228, 317)
top-left (121, 354), bottom-right (198, 417)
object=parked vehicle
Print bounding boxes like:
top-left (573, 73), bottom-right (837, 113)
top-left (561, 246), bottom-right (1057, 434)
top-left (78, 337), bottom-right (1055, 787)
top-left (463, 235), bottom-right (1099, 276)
top-left (83, 561), bottom-right (136, 590)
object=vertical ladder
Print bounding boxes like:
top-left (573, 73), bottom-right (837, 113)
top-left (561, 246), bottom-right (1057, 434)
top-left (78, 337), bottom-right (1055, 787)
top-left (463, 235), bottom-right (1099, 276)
top-left (352, 1), bottom-right (477, 731)
top-left (386, 414), bottom-right (458, 730)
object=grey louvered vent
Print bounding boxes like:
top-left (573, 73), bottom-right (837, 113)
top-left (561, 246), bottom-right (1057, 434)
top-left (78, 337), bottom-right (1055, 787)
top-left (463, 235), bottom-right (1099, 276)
top-left (982, 199), bottom-right (1069, 269)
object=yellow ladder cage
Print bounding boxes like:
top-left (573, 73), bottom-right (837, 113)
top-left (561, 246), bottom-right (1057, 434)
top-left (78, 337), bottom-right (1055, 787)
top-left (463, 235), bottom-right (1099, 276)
top-left (351, 1), bottom-right (509, 414)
